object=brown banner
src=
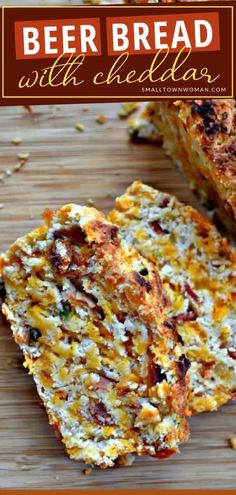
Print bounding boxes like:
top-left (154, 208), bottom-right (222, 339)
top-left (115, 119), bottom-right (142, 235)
top-left (0, 2), bottom-right (235, 105)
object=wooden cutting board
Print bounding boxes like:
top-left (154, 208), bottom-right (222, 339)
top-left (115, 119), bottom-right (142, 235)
top-left (1, 0), bottom-right (236, 489)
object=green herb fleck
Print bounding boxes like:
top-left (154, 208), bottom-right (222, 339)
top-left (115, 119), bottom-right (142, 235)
top-left (60, 302), bottom-right (72, 320)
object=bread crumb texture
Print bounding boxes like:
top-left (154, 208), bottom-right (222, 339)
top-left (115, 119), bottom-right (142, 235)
top-left (109, 181), bottom-right (236, 414)
top-left (0, 204), bottom-right (189, 467)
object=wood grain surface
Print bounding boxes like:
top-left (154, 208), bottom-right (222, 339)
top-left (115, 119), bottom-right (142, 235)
top-left (1, 0), bottom-right (236, 490)
top-left (1, 98), bottom-right (236, 492)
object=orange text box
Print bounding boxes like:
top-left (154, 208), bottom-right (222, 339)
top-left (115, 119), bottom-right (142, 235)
top-left (15, 17), bottom-right (102, 59)
top-left (106, 12), bottom-right (220, 55)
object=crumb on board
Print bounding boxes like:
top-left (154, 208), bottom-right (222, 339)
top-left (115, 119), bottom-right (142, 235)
top-left (75, 122), bottom-right (85, 132)
top-left (119, 102), bottom-right (139, 118)
top-left (13, 163), bottom-right (24, 172)
top-left (24, 105), bottom-right (32, 113)
top-left (96, 114), bottom-right (106, 124)
top-left (5, 169), bottom-right (12, 177)
top-left (117, 453), bottom-right (136, 466)
top-left (13, 160), bottom-right (26, 172)
top-left (17, 153), bottom-right (30, 161)
top-left (11, 137), bottom-right (22, 145)
top-left (0, 203), bottom-right (4, 210)
top-left (14, 154), bottom-right (30, 172)
top-left (7, 358), bottom-right (13, 365)
top-left (20, 465), bottom-right (30, 472)
top-left (87, 198), bottom-right (95, 207)
top-left (229, 437), bottom-right (236, 450)
top-left (82, 106), bottom-right (89, 112)
top-left (82, 467), bottom-right (93, 476)
top-left (0, 175), bottom-right (4, 183)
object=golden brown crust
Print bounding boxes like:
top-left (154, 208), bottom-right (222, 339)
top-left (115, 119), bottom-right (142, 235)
top-left (135, 99), bottom-right (236, 237)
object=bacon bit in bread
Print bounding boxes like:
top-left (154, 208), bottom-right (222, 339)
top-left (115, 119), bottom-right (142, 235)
top-left (200, 361), bottom-right (215, 378)
top-left (89, 401), bottom-right (111, 426)
top-left (49, 239), bottom-right (73, 274)
top-left (228, 350), bottom-right (236, 360)
top-left (53, 225), bottom-right (86, 245)
top-left (123, 329), bottom-right (133, 356)
top-left (159, 197), bottom-right (170, 208)
top-left (134, 272), bottom-right (152, 292)
top-left (185, 283), bottom-right (199, 303)
top-left (151, 221), bottom-right (169, 235)
top-left (149, 362), bottom-right (167, 385)
top-left (164, 319), bottom-right (176, 331)
top-left (177, 354), bottom-right (191, 380)
top-left (89, 221), bottom-right (119, 245)
top-left (175, 310), bottom-right (197, 323)
top-left (88, 376), bottom-right (113, 391)
top-left (165, 319), bottom-right (184, 344)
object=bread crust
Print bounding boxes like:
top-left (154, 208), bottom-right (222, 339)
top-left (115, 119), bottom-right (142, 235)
top-left (0, 204), bottom-right (189, 467)
top-left (109, 181), bottom-right (236, 414)
top-left (129, 99), bottom-right (236, 238)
